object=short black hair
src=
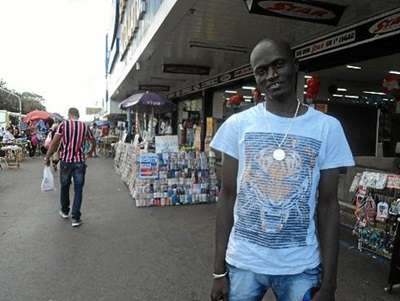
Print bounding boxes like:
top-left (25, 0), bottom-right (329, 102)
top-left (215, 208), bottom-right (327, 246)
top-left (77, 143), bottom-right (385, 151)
top-left (68, 107), bottom-right (80, 118)
top-left (251, 38), bottom-right (295, 63)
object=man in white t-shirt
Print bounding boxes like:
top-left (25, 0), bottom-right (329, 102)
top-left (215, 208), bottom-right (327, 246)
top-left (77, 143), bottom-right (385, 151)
top-left (210, 39), bottom-right (354, 301)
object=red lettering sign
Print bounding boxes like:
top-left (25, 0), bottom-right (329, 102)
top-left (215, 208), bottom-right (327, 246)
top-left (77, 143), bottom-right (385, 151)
top-left (369, 13), bottom-right (400, 34)
top-left (259, 1), bottom-right (334, 20)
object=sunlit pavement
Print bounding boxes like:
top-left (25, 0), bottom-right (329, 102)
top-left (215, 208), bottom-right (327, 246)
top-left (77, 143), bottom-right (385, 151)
top-left (0, 158), bottom-right (398, 301)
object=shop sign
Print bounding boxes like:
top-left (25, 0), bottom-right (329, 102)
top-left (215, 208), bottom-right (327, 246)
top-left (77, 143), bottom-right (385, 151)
top-left (86, 107), bottom-right (102, 115)
top-left (139, 84), bottom-right (170, 92)
top-left (163, 64), bottom-right (210, 75)
top-left (168, 64), bottom-right (253, 98)
top-left (155, 135), bottom-right (179, 154)
top-left (139, 153), bottom-right (159, 179)
top-left (120, 0), bottom-right (146, 59)
top-left (295, 30), bottom-right (355, 59)
top-left (369, 12), bottom-right (400, 35)
top-left (293, 8), bottom-right (400, 61)
top-left (245, 0), bottom-right (346, 25)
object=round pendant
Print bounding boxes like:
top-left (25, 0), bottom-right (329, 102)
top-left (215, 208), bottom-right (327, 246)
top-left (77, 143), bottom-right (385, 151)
top-left (273, 149), bottom-right (286, 161)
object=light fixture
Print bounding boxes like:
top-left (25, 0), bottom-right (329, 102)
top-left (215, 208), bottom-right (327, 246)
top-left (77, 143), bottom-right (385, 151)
top-left (261, 93), bottom-right (266, 96)
top-left (304, 75), bottom-right (312, 79)
top-left (242, 86), bottom-right (256, 90)
top-left (383, 98), bottom-right (389, 101)
top-left (363, 91), bottom-right (386, 95)
top-left (225, 90), bottom-right (237, 94)
top-left (345, 95), bottom-right (359, 99)
top-left (332, 94), bottom-right (343, 97)
top-left (337, 88), bottom-right (347, 92)
top-left (304, 85), bottom-right (308, 88)
top-left (346, 65), bottom-right (362, 70)
top-left (389, 70), bottom-right (400, 75)
top-left (243, 96), bottom-right (252, 99)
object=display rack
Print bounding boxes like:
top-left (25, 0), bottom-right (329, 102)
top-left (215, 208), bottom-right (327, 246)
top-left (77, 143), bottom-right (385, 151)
top-left (114, 142), bottom-right (219, 208)
top-left (351, 171), bottom-right (400, 292)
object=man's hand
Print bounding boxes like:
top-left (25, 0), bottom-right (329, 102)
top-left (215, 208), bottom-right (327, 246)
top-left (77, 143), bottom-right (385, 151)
top-left (312, 287), bottom-right (335, 301)
top-left (44, 156), bottom-right (50, 166)
top-left (210, 277), bottom-right (229, 301)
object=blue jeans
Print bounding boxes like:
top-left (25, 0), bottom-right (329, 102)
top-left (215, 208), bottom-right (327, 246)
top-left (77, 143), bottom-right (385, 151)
top-left (60, 161), bottom-right (87, 220)
top-left (228, 264), bottom-right (321, 301)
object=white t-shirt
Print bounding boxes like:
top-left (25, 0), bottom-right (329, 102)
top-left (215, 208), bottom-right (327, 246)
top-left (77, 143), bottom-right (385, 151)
top-left (210, 103), bottom-right (355, 275)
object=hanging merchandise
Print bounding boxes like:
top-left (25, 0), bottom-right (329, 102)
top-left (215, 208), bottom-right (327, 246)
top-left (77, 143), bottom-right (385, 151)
top-left (376, 201), bottom-right (389, 222)
top-left (305, 76), bottom-right (320, 101)
top-left (359, 171), bottom-right (388, 189)
top-left (351, 171), bottom-right (400, 292)
top-left (387, 174), bottom-right (400, 189)
top-left (227, 94), bottom-right (244, 106)
top-left (349, 172), bottom-right (362, 192)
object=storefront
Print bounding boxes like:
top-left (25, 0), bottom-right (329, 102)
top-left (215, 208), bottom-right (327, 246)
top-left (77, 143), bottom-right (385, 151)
top-left (114, 92), bottom-right (219, 208)
top-left (167, 8), bottom-right (400, 288)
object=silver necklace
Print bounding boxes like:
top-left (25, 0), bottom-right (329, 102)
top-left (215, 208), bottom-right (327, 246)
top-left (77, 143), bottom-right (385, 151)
top-left (264, 99), bottom-right (301, 161)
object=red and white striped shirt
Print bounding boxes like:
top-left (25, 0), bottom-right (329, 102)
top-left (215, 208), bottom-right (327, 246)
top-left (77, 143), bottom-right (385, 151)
top-left (56, 120), bottom-right (94, 163)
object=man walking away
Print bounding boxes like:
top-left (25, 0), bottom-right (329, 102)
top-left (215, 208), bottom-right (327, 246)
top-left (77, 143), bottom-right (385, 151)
top-left (44, 107), bottom-right (95, 227)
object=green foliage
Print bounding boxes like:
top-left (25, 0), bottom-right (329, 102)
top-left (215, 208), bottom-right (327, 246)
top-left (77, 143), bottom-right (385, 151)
top-left (0, 79), bottom-right (46, 113)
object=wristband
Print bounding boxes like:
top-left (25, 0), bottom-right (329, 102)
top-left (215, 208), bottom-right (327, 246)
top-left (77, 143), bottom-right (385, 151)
top-left (212, 271), bottom-right (228, 279)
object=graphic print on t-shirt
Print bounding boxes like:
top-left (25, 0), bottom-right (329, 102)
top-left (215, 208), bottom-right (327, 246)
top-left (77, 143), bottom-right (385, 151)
top-left (235, 132), bottom-right (321, 249)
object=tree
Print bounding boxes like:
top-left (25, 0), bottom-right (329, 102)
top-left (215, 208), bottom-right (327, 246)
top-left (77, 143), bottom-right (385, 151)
top-left (0, 78), bottom-right (46, 113)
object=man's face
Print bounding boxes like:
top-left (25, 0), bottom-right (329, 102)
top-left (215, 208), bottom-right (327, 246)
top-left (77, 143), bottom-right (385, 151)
top-left (250, 42), bottom-right (297, 101)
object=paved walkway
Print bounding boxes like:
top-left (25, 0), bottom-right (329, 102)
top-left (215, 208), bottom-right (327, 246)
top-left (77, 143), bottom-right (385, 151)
top-left (0, 158), bottom-right (399, 301)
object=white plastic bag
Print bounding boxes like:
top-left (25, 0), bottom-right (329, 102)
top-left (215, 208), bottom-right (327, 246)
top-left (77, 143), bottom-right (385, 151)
top-left (41, 166), bottom-right (55, 192)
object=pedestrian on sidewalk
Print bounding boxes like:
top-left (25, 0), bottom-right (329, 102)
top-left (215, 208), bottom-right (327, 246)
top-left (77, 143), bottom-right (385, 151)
top-left (210, 39), bottom-right (354, 301)
top-left (44, 107), bottom-right (95, 227)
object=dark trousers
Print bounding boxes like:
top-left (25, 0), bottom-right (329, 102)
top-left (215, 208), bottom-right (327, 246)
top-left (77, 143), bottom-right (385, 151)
top-left (60, 161), bottom-right (87, 220)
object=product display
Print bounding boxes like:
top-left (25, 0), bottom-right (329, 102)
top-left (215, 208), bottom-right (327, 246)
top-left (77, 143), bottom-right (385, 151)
top-left (353, 171), bottom-right (400, 259)
top-left (114, 142), bottom-right (219, 208)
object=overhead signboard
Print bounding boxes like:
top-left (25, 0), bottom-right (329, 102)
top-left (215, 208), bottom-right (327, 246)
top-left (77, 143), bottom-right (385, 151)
top-left (168, 64), bottom-right (253, 98)
top-left (294, 8), bottom-right (400, 61)
top-left (139, 84), bottom-right (170, 92)
top-left (86, 107), bottom-right (102, 115)
top-left (163, 64), bottom-right (210, 75)
top-left (245, 0), bottom-right (346, 26)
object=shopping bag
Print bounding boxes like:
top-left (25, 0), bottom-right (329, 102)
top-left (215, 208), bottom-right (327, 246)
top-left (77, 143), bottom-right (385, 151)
top-left (41, 166), bottom-right (55, 192)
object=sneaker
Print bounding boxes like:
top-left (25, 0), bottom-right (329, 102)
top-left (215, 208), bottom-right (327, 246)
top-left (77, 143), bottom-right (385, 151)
top-left (59, 211), bottom-right (69, 219)
top-left (71, 219), bottom-right (82, 227)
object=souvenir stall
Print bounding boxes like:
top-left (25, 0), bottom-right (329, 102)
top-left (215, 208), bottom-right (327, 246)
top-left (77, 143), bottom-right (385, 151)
top-left (23, 110), bottom-right (53, 156)
top-left (115, 92), bottom-right (219, 208)
top-left (351, 171), bottom-right (400, 292)
top-left (94, 120), bottom-right (119, 157)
